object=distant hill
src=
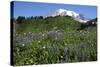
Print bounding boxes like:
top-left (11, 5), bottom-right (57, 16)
top-left (15, 15), bottom-right (97, 34)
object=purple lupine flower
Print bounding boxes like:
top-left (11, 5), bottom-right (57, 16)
top-left (80, 42), bottom-right (88, 49)
top-left (65, 55), bottom-right (68, 60)
top-left (48, 30), bottom-right (64, 40)
top-left (64, 48), bottom-right (67, 54)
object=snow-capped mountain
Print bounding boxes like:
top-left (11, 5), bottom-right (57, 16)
top-left (44, 9), bottom-right (89, 23)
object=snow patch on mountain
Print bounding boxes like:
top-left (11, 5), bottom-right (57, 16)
top-left (44, 9), bottom-right (89, 23)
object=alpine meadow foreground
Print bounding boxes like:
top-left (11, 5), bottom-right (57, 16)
top-left (12, 15), bottom-right (97, 65)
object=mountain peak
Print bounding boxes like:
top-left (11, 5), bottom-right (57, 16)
top-left (45, 8), bottom-right (79, 17)
top-left (44, 8), bottom-right (89, 23)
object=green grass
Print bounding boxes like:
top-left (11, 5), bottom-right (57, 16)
top-left (13, 16), bottom-right (97, 66)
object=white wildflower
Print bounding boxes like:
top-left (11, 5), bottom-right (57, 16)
top-left (56, 31), bottom-right (58, 32)
top-left (22, 44), bottom-right (25, 46)
top-left (24, 33), bottom-right (26, 35)
top-left (43, 46), bottom-right (46, 49)
top-left (38, 41), bottom-right (41, 43)
top-left (42, 34), bottom-right (45, 36)
top-left (29, 32), bottom-right (31, 34)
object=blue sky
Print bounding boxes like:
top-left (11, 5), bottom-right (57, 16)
top-left (13, 1), bottom-right (97, 19)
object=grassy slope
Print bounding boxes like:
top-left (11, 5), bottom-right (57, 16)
top-left (13, 16), bottom-right (97, 65)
